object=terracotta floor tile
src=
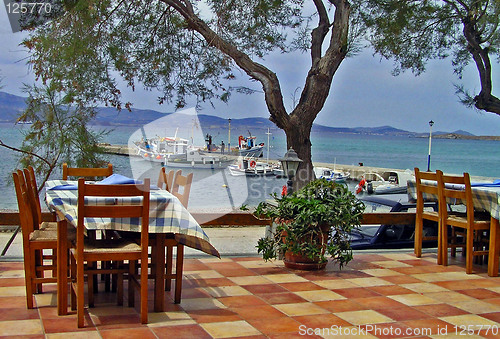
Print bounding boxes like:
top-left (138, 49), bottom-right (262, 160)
top-left (242, 283), bottom-right (288, 295)
top-left (269, 332), bottom-right (322, 339)
top-left (0, 296), bottom-right (31, 309)
top-left (100, 327), bottom-right (157, 339)
top-left (433, 279), bottom-right (485, 290)
top-left (202, 285), bottom-right (252, 298)
top-left (313, 279), bottom-right (359, 289)
top-left (213, 268), bottom-right (258, 277)
top-left (354, 296), bottom-right (407, 310)
top-left (42, 315), bottom-right (97, 333)
top-left (375, 305), bottom-right (431, 322)
top-left (439, 313), bottom-right (499, 329)
top-left (178, 287), bottom-right (212, 299)
top-left (217, 295), bottom-right (267, 308)
top-left (388, 293), bottom-right (441, 307)
top-left (333, 287), bottom-right (381, 299)
top-left (248, 266), bottom-right (288, 275)
top-left (346, 277), bottom-right (394, 287)
top-left (202, 261), bottom-right (249, 270)
top-left (187, 308), bottom-right (241, 323)
top-left (335, 309), bottom-right (394, 326)
top-left (400, 259), bottom-right (436, 267)
top-left (151, 323), bottom-right (212, 339)
top-left (293, 313), bottom-right (352, 328)
top-left (314, 299), bottom-right (367, 313)
top-left (232, 304), bottom-right (286, 320)
top-left (414, 304), bottom-right (469, 318)
top-left (367, 285), bottom-right (416, 296)
top-left (262, 292), bottom-right (308, 305)
top-left (401, 282), bottom-right (449, 293)
top-left (228, 275), bottom-right (273, 286)
top-left (177, 297), bottom-right (227, 311)
top-left (456, 288), bottom-right (500, 300)
top-left (452, 299), bottom-right (500, 314)
top-left (0, 319), bottom-right (44, 336)
top-left (201, 320), bottom-right (261, 338)
top-left (273, 302), bottom-right (330, 317)
top-left (46, 332), bottom-right (100, 339)
top-left (0, 277), bottom-right (26, 287)
top-left (356, 254), bottom-right (394, 262)
top-left (185, 277), bottom-right (237, 288)
top-left (294, 289), bottom-right (345, 302)
top-left (91, 314), bottom-right (145, 330)
top-left (0, 307), bottom-right (39, 321)
top-left (295, 272), bottom-right (342, 281)
top-left (278, 281), bottom-right (325, 292)
top-left (247, 316), bottom-right (302, 334)
top-left (479, 311), bottom-right (500, 323)
top-left (380, 275), bottom-right (424, 285)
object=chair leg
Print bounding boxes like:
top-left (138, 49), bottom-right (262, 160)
top-left (414, 216), bottom-right (423, 258)
top-left (466, 229), bottom-right (474, 274)
top-left (35, 249), bottom-right (43, 294)
top-left (88, 269), bottom-right (94, 308)
top-left (140, 257), bottom-right (148, 324)
top-left (165, 245), bottom-right (173, 291)
top-left (174, 244), bottom-right (184, 304)
top-left (441, 223), bottom-right (449, 266)
top-left (24, 248), bottom-right (34, 309)
top-left (77, 255), bottom-right (85, 328)
top-left (128, 261), bottom-right (136, 307)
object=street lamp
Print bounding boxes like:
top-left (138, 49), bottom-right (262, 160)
top-left (228, 118), bottom-right (231, 154)
top-left (427, 120), bottom-right (434, 172)
top-left (279, 148), bottom-right (303, 195)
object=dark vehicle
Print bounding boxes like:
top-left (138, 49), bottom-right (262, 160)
top-left (350, 195), bottom-right (438, 250)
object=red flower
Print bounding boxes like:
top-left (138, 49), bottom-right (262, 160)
top-left (281, 185), bottom-right (287, 196)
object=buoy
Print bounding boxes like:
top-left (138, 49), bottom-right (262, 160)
top-left (156, 155), bottom-right (161, 159)
top-left (249, 160), bottom-right (257, 169)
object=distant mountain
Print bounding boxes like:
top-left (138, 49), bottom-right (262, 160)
top-left (0, 91), bottom-right (488, 138)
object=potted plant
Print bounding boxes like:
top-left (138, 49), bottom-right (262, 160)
top-left (255, 178), bottom-right (365, 270)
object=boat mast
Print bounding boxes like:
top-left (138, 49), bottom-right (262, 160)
top-left (266, 128), bottom-right (271, 164)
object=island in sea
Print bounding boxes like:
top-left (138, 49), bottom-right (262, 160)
top-left (0, 91), bottom-right (498, 140)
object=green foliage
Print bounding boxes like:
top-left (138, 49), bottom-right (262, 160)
top-left (16, 83), bottom-right (109, 190)
top-left (255, 178), bottom-right (365, 269)
top-left (362, 0), bottom-right (500, 77)
top-left (22, 0), bottom-right (311, 110)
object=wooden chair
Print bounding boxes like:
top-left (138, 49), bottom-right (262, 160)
top-left (437, 171), bottom-right (490, 273)
top-left (157, 167), bottom-right (175, 192)
top-left (62, 163), bottom-right (113, 180)
top-left (24, 166), bottom-right (58, 231)
top-left (164, 170), bottom-right (193, 302)
top-left (413, 168), bottom-right (441, 261)
top-left (13, 170), bottom-right (57, 308)
top-left (69, 178), bottom-right (150, 327)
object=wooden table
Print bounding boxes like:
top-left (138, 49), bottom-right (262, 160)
top-left (45, 180), bottom-right (219, 315)
top-left (407, 180), bottom-right (500, 276)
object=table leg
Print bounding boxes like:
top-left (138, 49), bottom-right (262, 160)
top-left (154, 234), bottom-right (165, 312)
top-left (488, 217), bottom-right (500, 277)
top-left (57, 219), bottom-right (68, 315)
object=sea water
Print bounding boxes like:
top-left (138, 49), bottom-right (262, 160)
top-left (1, 123), bottom-right (499, 210)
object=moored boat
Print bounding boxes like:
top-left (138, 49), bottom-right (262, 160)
top-left (134, 136), bottom-right (191, 163)
top-left (165, 149), bottom-right (233, 169)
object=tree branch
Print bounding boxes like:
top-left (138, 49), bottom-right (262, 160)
top-left (160, 0), bottom-right (290, 129)
top-left (0, 139), bottom-right (52, 167)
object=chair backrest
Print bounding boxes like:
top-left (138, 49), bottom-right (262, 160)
top-left (157, 167), bottom-right (175, 192)
top-left (63, 163), bottom-right (113, 180)
top-left (76, 177), bottom-right (150, 252)
top-left (414, 167), bottom-right (441, 215)
top-left (171, 170), bottom-right (193, 208)
top-left (12, 170), bottom-right (36, 238)
top-left (437, 171), bottom-right (474, 224)
top-left (23, 167), bottom-right (42, 229)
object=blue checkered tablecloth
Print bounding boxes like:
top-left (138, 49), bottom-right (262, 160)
top-left (407, 180), bottom-right (500, 221)
top-left (45, 180), bottom-right (219, 257)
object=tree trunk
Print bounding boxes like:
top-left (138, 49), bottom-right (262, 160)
top-left (284, 119), bottom-right (315, 191)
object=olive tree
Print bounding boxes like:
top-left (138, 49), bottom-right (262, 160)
top-left (362, 0), bottom-right (500, 115)
top-left (22, 0), bottom-right (364, 187)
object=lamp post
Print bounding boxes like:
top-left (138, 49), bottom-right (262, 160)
top-left (227, 118), bottom-right (231, 154)
top-left (279, 148), bottom-right (303, 195)
top-left (427, 120), bottom-right (434, 172)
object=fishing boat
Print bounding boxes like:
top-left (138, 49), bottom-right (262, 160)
top-left (235, 133), bottom-right (264, 157)
top-left (356, 170), bottom-right (414, 195)
top-left (314, 167), bottom-right (350, 183)
top-left (134, 136), bottom-right (192, 163)
top-left (165, 149), bottom-right (234, 169)
top-left (228, 158), bottom-right (275, 176)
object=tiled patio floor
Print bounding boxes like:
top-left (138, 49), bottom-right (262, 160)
top-left (1, 252), bottom-right (500, 338)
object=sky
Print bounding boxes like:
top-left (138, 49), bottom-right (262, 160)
top-left (1, 5), bottom-right (500, 136)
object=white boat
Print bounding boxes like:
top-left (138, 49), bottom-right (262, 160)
top-left (134, 136), bottom-right (191, 163)
top-left (314, 167), bottom-right (350, 183)
top-left (165, 149), bottom-right (233, 169)
top-left (358, 170), bottom-right (414, 195)
top-left (228, 158), bottom-right (275, 176)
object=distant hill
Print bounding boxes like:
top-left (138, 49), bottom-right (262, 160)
top-left (0, 91), bottom-right (493, 139)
